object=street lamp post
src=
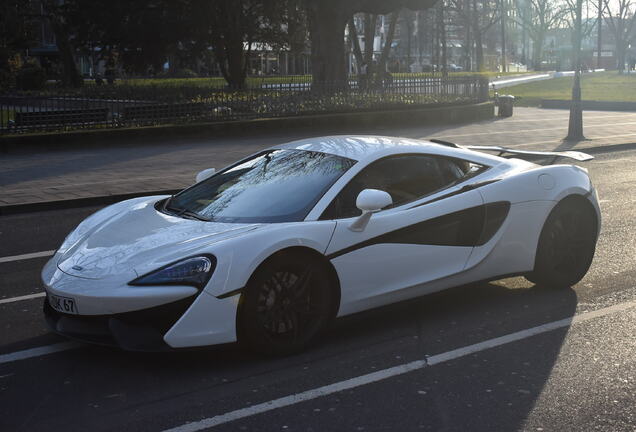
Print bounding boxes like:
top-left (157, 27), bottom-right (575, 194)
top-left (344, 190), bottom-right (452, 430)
top-left (597, 0), bottom-right (602, 69)
top-left (500, 0), bottom-right (507, 73)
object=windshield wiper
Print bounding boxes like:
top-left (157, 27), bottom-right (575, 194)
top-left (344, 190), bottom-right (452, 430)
top-left (164, 202), bottom-right (210, 221)
top-left (178, 210), bottom-right (210, 221)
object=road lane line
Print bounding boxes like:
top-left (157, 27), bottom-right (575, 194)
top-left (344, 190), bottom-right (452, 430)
top-left (0, 250), bottom-right (55, 264)
top-left (0, 292), bottom-right (45, 305)
top-left (0, 342), bottom-right (79, 365)
top-left (162, 298), bottom-right (636, 432)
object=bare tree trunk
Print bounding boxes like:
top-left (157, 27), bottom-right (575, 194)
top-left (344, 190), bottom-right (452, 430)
top-left (436, 3), bottom-right (447, 74)
top-left (307, 2), bottom-right (350, 88)
top-left (464, 0), bottom-right (472, 71)
top-left (433, 9), bottom-right (440, 69)
top-left (52, 22), bottom-right (82, 88)
top-left (616, 39), bottom-right (626, 73)
top-left (348, 18), bottom-right (364, 72)
top-left (363, 14), bottom-right (378, 74)
top-left (441, 10), bottom-right (447, 75)
top-left (406, 14), bottom-right (413, 71)
top-left (475, 32), bottom-right (484, 70)
top-left (532, 35), bottom-right (544, 70)
top-left (472, 0), bottom-right (485, 71)
top-left (212, 37), bottom-right (248, 89)
top-left (376, 12), bottom-right (398, 79)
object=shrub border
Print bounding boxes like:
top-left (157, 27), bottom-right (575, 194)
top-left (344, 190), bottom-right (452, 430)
top-left (1, 101), bottom-right (494, 153)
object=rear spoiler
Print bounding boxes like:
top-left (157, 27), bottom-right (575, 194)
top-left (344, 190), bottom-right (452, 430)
top-left (465, 146), bottom-right (594, 162)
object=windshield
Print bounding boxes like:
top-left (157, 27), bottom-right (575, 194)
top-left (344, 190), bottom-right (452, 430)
top-left (165, 149), bottom-right (356, 223)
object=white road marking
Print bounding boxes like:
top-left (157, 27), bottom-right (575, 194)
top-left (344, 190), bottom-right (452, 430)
top-left (0, 250), bottom-right (55, 264)
top-left (162, 298), bottom-right (636, 432)
top-left (0, 342), bottom-right (79, 365)
top-left (0, 292), bottom-right (45, 305)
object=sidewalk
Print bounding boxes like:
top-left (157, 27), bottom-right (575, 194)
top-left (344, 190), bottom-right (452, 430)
top-left (2, 107), bottom-right (636, 213)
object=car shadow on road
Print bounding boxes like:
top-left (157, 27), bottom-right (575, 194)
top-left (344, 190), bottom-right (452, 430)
top-left (0, 278), bottom-right (577, 432)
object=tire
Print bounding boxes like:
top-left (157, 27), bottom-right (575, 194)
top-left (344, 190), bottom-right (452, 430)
top-left (526, 197), bottom-right (597, 288)
top-left (238, 253), bottom-right (335, 355)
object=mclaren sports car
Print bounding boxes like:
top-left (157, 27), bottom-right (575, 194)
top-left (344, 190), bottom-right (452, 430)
top-left (42, 135), bottom-right (600, 354)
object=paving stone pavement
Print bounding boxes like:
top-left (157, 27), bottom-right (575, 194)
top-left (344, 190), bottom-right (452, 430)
top-left (1, 107), bottom-right (635, 207)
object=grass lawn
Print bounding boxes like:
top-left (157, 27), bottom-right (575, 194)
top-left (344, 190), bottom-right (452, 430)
top-left (499, 71), bottom-right (636, 106)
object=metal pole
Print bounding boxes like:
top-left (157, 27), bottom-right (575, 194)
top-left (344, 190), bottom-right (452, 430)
top-left (501, 0), bottom-right (506, 73)
top-left (597, 0), bottom-right (602, 69)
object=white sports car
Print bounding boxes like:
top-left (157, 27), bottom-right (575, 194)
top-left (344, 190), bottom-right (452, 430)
top-left (42, 136), bottom-right (600, 354)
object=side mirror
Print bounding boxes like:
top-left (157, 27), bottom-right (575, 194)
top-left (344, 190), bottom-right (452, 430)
top-left (195, 168), bottom-right (215, 183)
top-left (349, 189), bottom-right (392, 232)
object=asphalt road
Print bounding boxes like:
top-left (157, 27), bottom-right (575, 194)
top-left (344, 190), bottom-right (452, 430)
top-left (0, 149), bottom-right (635, 431)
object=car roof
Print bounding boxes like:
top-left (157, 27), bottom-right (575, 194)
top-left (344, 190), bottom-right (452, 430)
top-left (273, 135), bottom-right (501, 165)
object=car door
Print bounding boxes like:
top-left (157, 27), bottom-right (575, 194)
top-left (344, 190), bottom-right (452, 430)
top-left (321, 154), bottom-right (488, 315)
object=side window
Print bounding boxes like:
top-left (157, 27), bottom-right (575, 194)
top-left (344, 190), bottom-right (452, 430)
top-left (320, 154), bottom-right (483, 220)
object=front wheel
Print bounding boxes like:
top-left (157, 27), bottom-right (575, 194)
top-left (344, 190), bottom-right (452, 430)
top-left (526, 197), bottom-right (597, 288)
top-left (238, 255), bottom-right (335, 355)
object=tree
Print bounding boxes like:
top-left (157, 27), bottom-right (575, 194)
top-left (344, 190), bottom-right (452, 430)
top-left (376, 12), bottom-right (399, 78)
top-left (70, 1), bottom-right (189, 76)
top-left (435, 1), bottom-right (448, 73)
top-left (304, 0), bottom-right (438, 87)
top-left (41, 0), bottom-right (83, 87)
top-left (473, 0), bottom-right (500, 70)
top-left (566, 0), bottom-right (584, 140)
top-left (602, 0), bottom-right (636, 73)
top-left (513, 0), bottom-right (567, 70)
top-left (348, 11), bottom-right (400, 84)
top-left (448, 0), bottom-right (477, 71)
top-left (449, 0), bottom-right (500, 71)
top-left (0, 0), bottom-right (39, 86)
top-left (282, 0), bottom-right (310, 74)
top-left (188, 0), bottom-right (288, 88)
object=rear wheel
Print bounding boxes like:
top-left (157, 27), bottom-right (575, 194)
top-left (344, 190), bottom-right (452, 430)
top-left (238, 254), bottom-right (335, 355)
top-left (526, 197), bottom-right (597, 288)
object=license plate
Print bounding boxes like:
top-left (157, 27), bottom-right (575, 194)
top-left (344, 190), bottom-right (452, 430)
top-left (48, 294), bottom-right (78, 315)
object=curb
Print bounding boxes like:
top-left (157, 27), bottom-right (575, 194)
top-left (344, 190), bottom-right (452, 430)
top-left (541, 99), bottom-right (636, 111)
top-left (2, 141), bottom-right (635, 217)
top-left (0, 189), bottom-right (179, 216)
top-left (579, 142), bottom-right (636, 154)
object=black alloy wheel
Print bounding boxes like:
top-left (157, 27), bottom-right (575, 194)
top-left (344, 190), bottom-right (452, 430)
top-left (526, 197), bottom-right (597, 288)
top-left (239, 255), bottom-right (334, 355)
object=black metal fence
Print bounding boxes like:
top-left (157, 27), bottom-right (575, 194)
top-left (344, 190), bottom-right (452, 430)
top-left (0, 75), bottom-right (489, 134)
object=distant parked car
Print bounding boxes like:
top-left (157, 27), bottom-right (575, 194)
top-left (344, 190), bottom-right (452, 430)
top-left (448, 63), bottom-right (464, 72)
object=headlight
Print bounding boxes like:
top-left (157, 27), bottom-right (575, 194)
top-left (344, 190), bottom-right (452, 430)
top-left (129, 256), bottom-right (216, 290)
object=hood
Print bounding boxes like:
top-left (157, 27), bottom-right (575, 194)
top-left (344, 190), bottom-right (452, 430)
top-left (58, 199), bottom-right (261, 280)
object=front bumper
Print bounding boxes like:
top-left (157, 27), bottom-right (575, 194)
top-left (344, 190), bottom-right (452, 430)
top-left (42, 253), bottom-right (242, 349)
top-left (43, 295), bottom-right (197, 351)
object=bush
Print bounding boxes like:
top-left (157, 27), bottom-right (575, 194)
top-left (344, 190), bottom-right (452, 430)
top-left (15, 64), bottom-right (47, 90)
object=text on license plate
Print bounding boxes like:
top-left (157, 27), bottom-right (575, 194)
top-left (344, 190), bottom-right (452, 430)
top-left (48, 294), bottom-right (78, 314)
